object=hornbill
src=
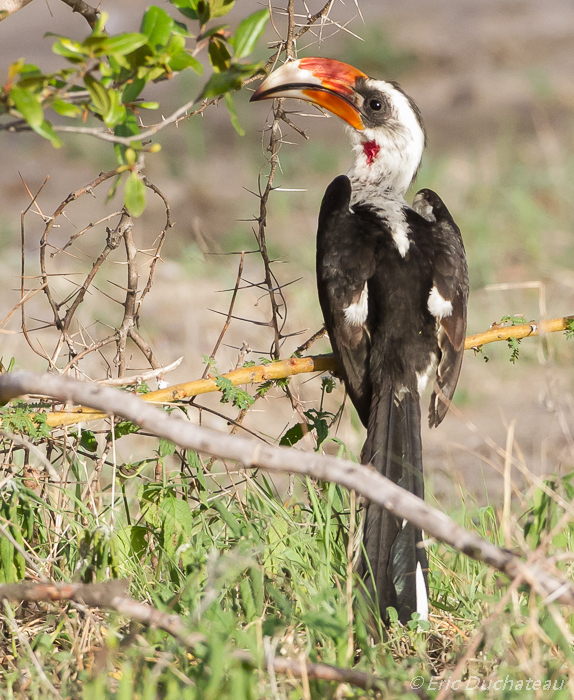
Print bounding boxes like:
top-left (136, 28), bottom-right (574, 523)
top-left (251, 57), bottom-right (468, 623)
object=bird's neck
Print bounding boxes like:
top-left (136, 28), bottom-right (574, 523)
top-left (346, 124), bottom-right (424, 206)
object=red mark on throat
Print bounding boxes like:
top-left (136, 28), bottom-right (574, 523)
top-left (363, 140), bottom-right (380, 166)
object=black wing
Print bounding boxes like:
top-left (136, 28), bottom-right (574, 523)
top-left (413, 188), bottom-right (469, 428)
top-left (317, 175), bottom-right (376, 426)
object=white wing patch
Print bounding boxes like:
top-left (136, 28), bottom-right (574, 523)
top-left (416, 354), bottom-right (437, 395)
top-left (344, 283), bottom-right (368, 326)
top-left (416, 561), bottom-right (429, 621)
top-left (428, 285), bottom-right (453, 319)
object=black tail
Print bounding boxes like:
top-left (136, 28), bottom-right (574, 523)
top-left (358, 382), bottom-right (428, 624)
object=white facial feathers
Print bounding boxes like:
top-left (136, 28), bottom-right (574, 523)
top-left (427, 286), bottom-right (453, 320)
top-left (347, 79), bottom-right (425, 196)
top-left (344, 283), bottom-right (368, 326)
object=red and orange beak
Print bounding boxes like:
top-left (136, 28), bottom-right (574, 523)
top-left (250, 57), bottom-right (367, 131)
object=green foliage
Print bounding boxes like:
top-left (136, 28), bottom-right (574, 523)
top-left (500, 314), bottom-right (527, 326)
top-left (204, 357), bottom-right (256, 409)
top-left (108, 420), bottom-right (141, 440)
top-left (0, 482), bottom-right (30, 583)
top-left (2, 409), bottom-right (574, 698)
top-left (507, 336), bottom-right (521, 363)
top-left (280, 375), bottom-right (336, 449)
top-left (565, 317), bottom-right (574, 340)
top-left (214, 374), bottom-right (255, 409)
top-left (0, 3), bottom-right (268, 214)
top-left (0, 401), bottom-right (51, 439)
top-left (280, 408), bottom-right (331, 449)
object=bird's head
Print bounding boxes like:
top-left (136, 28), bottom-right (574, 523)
top-left (251, 57), bottom-right (426, 195)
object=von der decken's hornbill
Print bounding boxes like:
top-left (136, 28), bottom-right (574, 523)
top-left (251, 58), bottom-right (468, 623)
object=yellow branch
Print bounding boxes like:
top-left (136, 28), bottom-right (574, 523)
top-left (45, 355), bottom-right (337, 428)
top-left (464, 316), bottom-right (573, 349)
top-left (43, 315), bottom-right (574, 429)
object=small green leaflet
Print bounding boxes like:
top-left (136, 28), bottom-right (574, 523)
top-left (10, 85), bottom-right (43, 128)
top-left (124, 172), bottom-right (146, 217)
top-left (141, 6), bottom-right (174, 50)
top-left (232, 9), bottom-right (268, 59)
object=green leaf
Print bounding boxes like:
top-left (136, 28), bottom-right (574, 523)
top-left (108, 420), bottom-right (140, 440)
top-left (170, 0), bottom-right (208, 23)
top-left (159, 438), bottom-right (176, 457)
top-left (141, 6), bottom-right (174, 50)
top-left (121, 78), bottom-right (146, 104)
top-left (214, 374), bottom-right (254, 409)
top-left (280, 423), bottom-right (305, 447)
top-left (102, 89), bottom-right (126, 129)
top-left (114, 526), bottom-right (148, 564)
top-left (84, 36), bottom-right (111, 55)
top-left (91, 10), bottom-right (107, 36)
top-left (114, 111), bottom-right (141, 165)
top-left (211, 499), bottom-right (241, 537)
top-left (10, 85), bottom-right (44, 128)
top-left (160, 496), bottom-right (193, 559)
top-left (51, 36), bottom-right (89, 61)
top-left (32, 119), bottom-right (63, 148)
top-left (84, 74), bottom-right (112, 116)
top-left (208, 37), bottom-right (232, 72)
top-left (233, 9), bottom-right (269, 59)
top-left (80, 430), bottom-right (98, 452)
top-left (224, 92), bottom-right (244, 135)
top-left (303, 408), bottom-right (330, 449)
top-left (124, 172), bottom-right (146, 217)
top-left (50, 99), bottom-right (82, 118)
top-left (106, 33), bottom-right (149, 56)
top-left (168, 50), bottom-right (203, 73)
top-left (210, 0), bottom-right (235, 19)
top-left (199, 64), bottom-right (255, 100)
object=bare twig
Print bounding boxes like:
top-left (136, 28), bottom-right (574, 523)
top-left (115, 215), bottom-right (138, 376)
top-left (97, 357), bottom-right (183, 387)
top-left (201, 252), bottom-right (245, 379)
top-left (2, 370), bottom-right (574, 609)
top-left (139, 178), bottom-right (172, 308)
top-left (59, 0), bottom-right (99, 28)
top-left (38, 168), bottom-right (123, 341)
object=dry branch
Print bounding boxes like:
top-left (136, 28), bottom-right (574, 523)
top-left (0, 579), bottom-right (387, 692)
top-left (0, 0), bottom-right (34, 20)
top-left (59, 0), bottom-right (99, 28)
top-left (2, 369), bottom-right (574, 609)
top-left (42, 314), bottom-right (574, 428)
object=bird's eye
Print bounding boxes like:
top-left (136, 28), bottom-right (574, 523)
top-left (369, 99), bottom-right (382, 111)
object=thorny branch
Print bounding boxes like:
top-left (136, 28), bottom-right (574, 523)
top-left (19, 169), bottom-right (170, 378)
top-left (2, 370), bottom-right (574, 610)
top-left (202, 252), bottom-right (245, 380)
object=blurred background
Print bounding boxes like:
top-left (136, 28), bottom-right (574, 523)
top-left (1, 0), bottom-right (574, 508)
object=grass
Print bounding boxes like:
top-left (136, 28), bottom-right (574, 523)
top-left (1, 417), bottom-right (574, 698)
